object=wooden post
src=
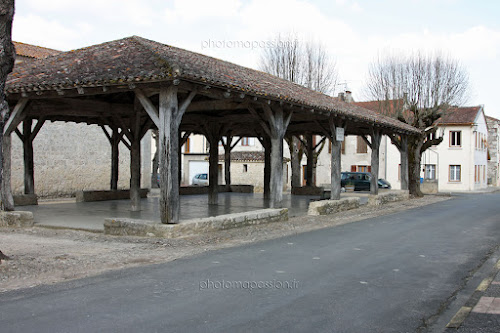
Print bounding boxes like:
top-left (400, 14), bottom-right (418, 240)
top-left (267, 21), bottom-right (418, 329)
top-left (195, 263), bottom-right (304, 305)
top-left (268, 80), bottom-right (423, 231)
top-left (224, 134), bottom-right (232, 190)
top-left (202, 123), bottom-right (224, 205)
top-left (130, 110), bottom-right (142, 211)
top-left (22, 119), bottom-right (35, 194)
top-left (400, 135), bottom-right (409, 191)
top-left (289, 136), bottom-right (301, 189)
top-left (263, 136), bottom-right (271, 200)
top-left (329, 118), bottom-right (342, 200)
top-left (305, 133), bottom-right (314, 186)
top-left (111, 128), bottom-right (120, 190)
top-left (208, 132), bottom-right (219, 204)
top-left (153, 86), bottom-right (195, 223)
top-left (370, 129), bottom-right (382, 195)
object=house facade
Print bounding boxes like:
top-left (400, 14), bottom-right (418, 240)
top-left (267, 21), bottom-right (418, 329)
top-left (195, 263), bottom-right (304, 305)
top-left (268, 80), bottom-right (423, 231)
top-left (486, 116), bottom-right (500, 186)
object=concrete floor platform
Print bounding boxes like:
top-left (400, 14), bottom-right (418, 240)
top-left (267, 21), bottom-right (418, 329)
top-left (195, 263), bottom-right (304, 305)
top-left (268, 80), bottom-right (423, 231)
top-left (22, 192), bottom-right (324, 231)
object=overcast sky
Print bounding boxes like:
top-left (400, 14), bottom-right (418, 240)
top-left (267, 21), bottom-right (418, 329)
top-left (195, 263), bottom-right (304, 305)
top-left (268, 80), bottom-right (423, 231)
top-left (12, 0), bottom-right (500, 118)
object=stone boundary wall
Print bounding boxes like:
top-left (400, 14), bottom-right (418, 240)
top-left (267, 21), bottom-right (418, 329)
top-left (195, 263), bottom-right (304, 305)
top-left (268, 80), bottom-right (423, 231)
top-left (367, 190), bottom-right (409, 206)
top-left (104, 208), bottom-right (288, 238)
top-left (13, 194), bottom-right (38, 206)
top-left (292, 186), bottom-right (324, 196)
top-left (179, 185), bottom-right (254, 195)
top-left (0, 211), bottom-right (34, 227)
top-left (75, 189), bottom-right (149, 202)
top-left (308, 197), bottom-right (360, 216)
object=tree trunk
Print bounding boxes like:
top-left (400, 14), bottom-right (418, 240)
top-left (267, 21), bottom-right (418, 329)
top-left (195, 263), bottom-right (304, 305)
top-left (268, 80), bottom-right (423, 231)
top-left (1, 134), bottom-right (14, 210)
top-left (400, 135), bottom-right (409, 191)
top-left (408, 135), bottom-right (424, 197)
top-left (0, 0), bottom-right (15, 212)
top-left (370, 130), bottom-right (382, 195)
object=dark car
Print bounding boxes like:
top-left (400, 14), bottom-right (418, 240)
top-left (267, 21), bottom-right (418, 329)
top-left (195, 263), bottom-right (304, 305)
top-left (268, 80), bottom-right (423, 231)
top-left (341, 172), bottom-right (391, 191)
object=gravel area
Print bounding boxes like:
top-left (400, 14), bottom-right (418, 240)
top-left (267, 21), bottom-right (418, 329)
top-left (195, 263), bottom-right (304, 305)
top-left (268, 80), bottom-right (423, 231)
top-left (0, 195), bottom-right (450, 293)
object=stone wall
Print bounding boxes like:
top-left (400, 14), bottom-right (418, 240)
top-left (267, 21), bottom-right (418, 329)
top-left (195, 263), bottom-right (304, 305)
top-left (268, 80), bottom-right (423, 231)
top-left (11, 122), bottom-right (151, 198)
top-left (487, 117), bottom-right (499, 186)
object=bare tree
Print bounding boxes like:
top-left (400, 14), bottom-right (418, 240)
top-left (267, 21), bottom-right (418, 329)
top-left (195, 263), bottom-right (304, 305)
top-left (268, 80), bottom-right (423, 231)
top-left (0, 0), bottom-right (15, 262)
top-left (260, 33), bottom-right (337, 187)
top-left (365, 52), bottom-right (470, 196)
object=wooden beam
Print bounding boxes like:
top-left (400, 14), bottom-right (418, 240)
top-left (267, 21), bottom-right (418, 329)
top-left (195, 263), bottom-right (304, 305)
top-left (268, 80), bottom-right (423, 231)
top-left (29, 118), bottom-right (45, 141)
top-left (4, 98), bottom-right (29, 135)
top-left (135, 88), bottom-right (160, 128)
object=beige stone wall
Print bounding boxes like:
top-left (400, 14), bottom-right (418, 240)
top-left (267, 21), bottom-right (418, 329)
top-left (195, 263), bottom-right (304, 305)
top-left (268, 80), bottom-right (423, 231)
top-left (11, 122), bottom-right (151, 198)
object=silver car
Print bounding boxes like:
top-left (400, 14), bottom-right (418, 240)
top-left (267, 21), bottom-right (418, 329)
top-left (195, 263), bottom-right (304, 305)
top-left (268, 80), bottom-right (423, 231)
top-left (192, 173), bottom-right (209, 186)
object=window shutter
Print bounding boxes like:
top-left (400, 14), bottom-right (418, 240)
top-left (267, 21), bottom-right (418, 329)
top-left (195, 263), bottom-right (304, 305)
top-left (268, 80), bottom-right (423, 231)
top-left (368, 166), bottom-right (372, 173)
top-left (351, 165), bottom-right (357, 172)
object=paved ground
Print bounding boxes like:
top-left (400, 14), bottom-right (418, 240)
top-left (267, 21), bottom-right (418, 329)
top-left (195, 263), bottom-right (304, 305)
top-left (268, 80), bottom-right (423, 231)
top-left (23, 191), bottom-right (370, 231)
top-left (0, 193), bottom-right (498, 332)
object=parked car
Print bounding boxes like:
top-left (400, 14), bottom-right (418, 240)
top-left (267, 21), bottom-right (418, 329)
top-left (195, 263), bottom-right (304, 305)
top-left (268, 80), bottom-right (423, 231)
top-left (340, 172), bottom-right (391, 192)
top-left (192, 173), bottom-right (209, 186)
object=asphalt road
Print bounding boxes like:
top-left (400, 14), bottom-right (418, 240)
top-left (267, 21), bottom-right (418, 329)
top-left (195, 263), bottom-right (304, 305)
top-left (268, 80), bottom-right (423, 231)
top-left (1, 193), bottom-right (499, 333)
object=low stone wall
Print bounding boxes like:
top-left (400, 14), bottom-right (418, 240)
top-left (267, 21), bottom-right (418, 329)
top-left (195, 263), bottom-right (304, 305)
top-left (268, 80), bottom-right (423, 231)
top-left (292, 186), bottom-right (324, 196)
top-left (308, 197), bottom-right (360, 216)
top-left (0, 211), bottom-right (34, 227)
top-left (179, 185), bottom-right (254, 195)
top-left (229, 185), bottom-right (254, 193)
top-left (13, 194), bottom-right (38, 206)
top-left (421, 180), bottom-right (438, 194)
top-left (367, 190), bottom-right (410, 206)
top-left (75, 189), bottom-right (149, 202)
top-left (104, 208), bottom-right (288, 238)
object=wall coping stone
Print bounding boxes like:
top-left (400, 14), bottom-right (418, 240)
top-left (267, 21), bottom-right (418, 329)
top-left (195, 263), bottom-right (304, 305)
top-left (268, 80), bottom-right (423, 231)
top-left (308, 197), bottom-right (360, 216)
top-left (0, 211), bottom-right (35, 227)
top-left (104, 208), bottom-right (288, 238)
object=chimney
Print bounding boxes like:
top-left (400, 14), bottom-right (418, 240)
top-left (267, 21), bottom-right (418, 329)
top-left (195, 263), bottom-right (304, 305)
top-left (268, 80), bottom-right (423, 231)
top-left (338, 92), bottom-right (345, 101)
top-left (345, 90), bottom-right (353, 103)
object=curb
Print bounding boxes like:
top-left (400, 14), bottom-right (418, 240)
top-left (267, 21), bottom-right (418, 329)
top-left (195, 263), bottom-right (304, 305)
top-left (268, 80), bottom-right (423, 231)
top-left (445, 258), bottom-right (500, 329)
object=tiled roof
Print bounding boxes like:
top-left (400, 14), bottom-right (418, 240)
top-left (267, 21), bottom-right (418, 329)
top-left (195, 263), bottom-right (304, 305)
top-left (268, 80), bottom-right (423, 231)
top-left (6, 36), bottom-right (418, 134)
top-left (218, 151), bottom-right (265, 162)
top-left (13, 41), bottom-right (60, 59)
top-left (486, 115), bottom-right (500, 122)
top-left (356, 99), bottom-right (482, 126)
top-left (217, 151), bottom-right (290, 162)
top-left (437, 106), bottom-right (481, 125)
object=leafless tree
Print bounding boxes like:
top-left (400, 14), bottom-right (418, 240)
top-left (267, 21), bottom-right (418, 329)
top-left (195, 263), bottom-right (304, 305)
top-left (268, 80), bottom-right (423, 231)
top-left (0, 0), bottom-right (15, 261)
top-left (260, 33), bottom-right (337, 187)
top-left (365, 52), bottom-right (470, 196)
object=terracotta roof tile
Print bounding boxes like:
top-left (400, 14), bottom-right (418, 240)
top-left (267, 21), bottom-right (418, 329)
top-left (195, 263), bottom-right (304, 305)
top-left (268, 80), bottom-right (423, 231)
top-left (7, 36), bottom-right (419, 134)
top-left (13, 41), bottom-right (60, 59)
top-left (437, 106), bottom-right (481, 125)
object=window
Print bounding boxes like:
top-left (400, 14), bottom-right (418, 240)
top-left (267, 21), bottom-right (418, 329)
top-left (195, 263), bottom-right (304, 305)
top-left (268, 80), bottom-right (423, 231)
top-left (184, 138), bottom-right (190, 153)
top-left (475, 165), bottom-right (478, 183)
top-left (424, 164), bottom-right (436, 180)
top-left (450, 131), bottom-right (461, 147)
top-left (351, 165), bottom-right (371, 173)
top-left (450, 165), bottom-right (461, 182)
top-left (474, 132), bottom-right (478, 149)
top-left (484, 165), bottom-right (486, 183)
top-left (240, 137), bottom-right (254, 146)
top-left (357, 136), bottom-right (367, 153)
top-left (243, 164), bottom-right (248, 173)
top-left (329, 140), bottom-right (346, 154)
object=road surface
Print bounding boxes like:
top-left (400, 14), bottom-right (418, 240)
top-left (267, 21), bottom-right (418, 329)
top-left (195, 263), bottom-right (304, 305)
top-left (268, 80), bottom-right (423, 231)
top-left (1, 193), bottom-right (499, 332)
